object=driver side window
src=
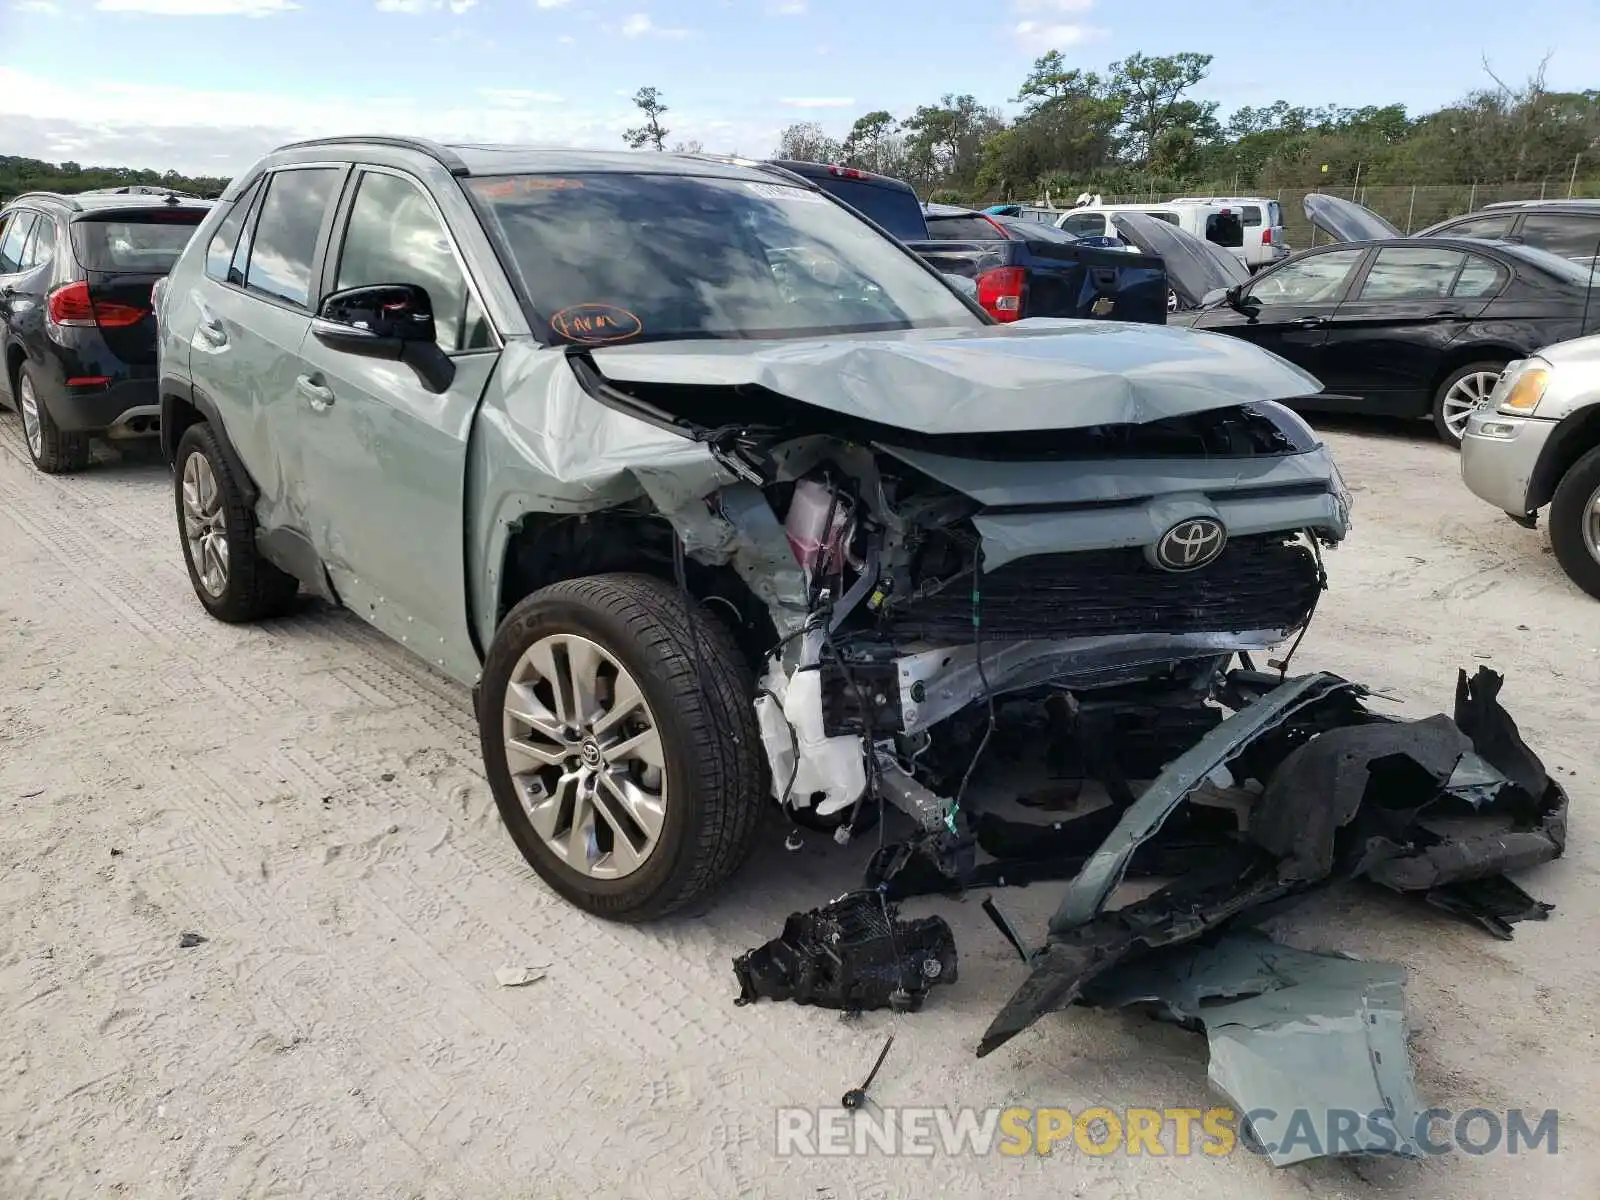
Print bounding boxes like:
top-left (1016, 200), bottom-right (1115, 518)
top-left (1247, 248), bottom-right (1366, 306)
top-left (335, 170), bottom-right (490, 352)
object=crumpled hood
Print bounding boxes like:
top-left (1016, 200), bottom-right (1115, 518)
top-left (590, 320), bottom-right (1322, 434)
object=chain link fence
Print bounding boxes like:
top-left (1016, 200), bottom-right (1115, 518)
top-left (1033, 180), bottom-right (1600, 251)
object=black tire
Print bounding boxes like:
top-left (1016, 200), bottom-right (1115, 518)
top-left (173, 422), bottom-right (298, 623)
top-left (19, 361), bottom-right (91, 474)
top-left (480, 572), bottom-right (764, 921)
top-left (1549, 444), bottom-right (1600, 601)
top-left (1431, 360), bottom-right (1506, 447)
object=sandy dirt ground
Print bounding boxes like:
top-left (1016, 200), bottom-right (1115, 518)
top-left (0, 407), bottom-right (1596, 1200)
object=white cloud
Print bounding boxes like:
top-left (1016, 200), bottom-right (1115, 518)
top-left (94, 0), bottom-right (297, 13)
top-left (535, 0), bottom-right (570, 6)
top-left (12, 0), bottom-right (62, 12)
top-left (478, 87), bottom-right (564, 105)
top-left (1009, 0), bottom-right (1104, 50)
top-left (556, 32), bottom-right (575, 41)
top-left (1012, 19), bottom-right (1100, 48)
top-left (618, 11), bottom-right (687, 37)
top-left (0, 66), bottom-right (777, 175)
top-left (780, 97), bottom-right (854, 109)
top-left (768, 0), bottom-right (805, 13)
top-left (376, 0), bottom-right (476, 11)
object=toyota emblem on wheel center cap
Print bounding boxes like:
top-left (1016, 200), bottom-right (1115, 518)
top-left (1151, 517), bottom-right (1227, 572)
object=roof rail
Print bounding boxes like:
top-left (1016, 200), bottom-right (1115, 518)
top-left (6, 190), bottom-right (80, 211)
top-left (269, 134), bottom-right (471, 176)
top-left (78, 184), bottom-right (201, 198)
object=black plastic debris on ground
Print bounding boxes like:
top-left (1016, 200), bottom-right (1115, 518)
top-left (178, 932), bottom-right (207, 949)
top-left (732, 890), bottom-right (957, 1013)
top-left (977, 666), bottom-right (1565, 1061)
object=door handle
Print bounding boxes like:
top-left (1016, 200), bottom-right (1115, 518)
top-left (1292, 315), bottom-right (1327, 327)
top-left (197, 317), bottom-right (228, 347)
top-left (296, 374), bottom-right (334, 411)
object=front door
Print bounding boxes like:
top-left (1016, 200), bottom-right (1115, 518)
top-left (1317, 245), bottom-right (1504, 415)
top-left (293, 166), bottom-right (501, 681)
top-left (1190, 245), bottom-right (1369, 384)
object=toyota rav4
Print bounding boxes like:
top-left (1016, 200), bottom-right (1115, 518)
top-left (156, 137), bottom-right (1352, 921)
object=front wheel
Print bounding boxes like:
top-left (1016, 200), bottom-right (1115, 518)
top-left (1549, 445), bottom-right (1600, 601)
top-left (480, 573), bottom-right (764, 921)
top-left (1432, 361), bottom-right (1505, 447)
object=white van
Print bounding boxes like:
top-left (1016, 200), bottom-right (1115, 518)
top-left (1056, 198), bottom-right (1289, 272)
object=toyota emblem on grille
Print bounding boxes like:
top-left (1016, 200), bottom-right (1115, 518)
top-left (1153, 517), bottom-right (1227, 571)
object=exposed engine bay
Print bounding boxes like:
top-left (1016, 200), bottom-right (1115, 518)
top-left (645, 404), bottom-right (1349, 837)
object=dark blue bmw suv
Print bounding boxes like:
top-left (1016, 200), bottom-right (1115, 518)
top-left (0, 187), bottom-right (212, 473)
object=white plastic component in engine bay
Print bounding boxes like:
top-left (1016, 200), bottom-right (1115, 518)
top-left (754, 640), bottom-right (867, 818)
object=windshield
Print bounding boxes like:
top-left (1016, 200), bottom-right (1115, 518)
top-left (71, 210), bottom-right (207, 273)
top-left (469, 173), bottom-right (977, 345)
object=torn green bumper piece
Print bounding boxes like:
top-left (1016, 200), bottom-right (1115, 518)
top-left (1082, 931), bottom-right (1423, 1168)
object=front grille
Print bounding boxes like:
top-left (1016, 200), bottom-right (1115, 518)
top-left (887, 534), bottom-right (1320, 643)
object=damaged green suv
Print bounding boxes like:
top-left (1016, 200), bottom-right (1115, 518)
top-left (156, 137), bottom-right (1352, 921)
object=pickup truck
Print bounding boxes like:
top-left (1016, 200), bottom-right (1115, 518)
top-left (766, 160), bottom-right (1168, 325)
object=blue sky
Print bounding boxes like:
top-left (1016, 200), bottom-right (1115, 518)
top-left (1, 0), bottom-right (1597, 174)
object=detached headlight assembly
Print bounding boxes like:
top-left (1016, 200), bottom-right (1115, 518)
top-left (1498, 365), bottom-right (1550, 415)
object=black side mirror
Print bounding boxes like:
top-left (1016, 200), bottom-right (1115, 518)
top-left (311, 283), bottom-right (454, 392)
top-left (1227, 284), bottom-right (1259, 314)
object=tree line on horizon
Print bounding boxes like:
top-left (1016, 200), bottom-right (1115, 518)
top-left (0, 157), bottom-right (229, 203)
top-left (761, 51), bottom-right (1600, 204)
top-left (5, 50), bottom-right (1596, 208)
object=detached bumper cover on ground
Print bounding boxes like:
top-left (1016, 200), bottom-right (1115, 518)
top-left (739, 665), bottom-right (1566, 1167)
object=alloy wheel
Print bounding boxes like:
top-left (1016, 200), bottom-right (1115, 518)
top-left (1585, 481), bottom-right (1600, 567)
top-left (502, 633), bottom-right (667, 880)
top-left (1441, 370), bottom-right (1501, 442)
top-left (181, 451), bottom-right (229, 597)
top-left (18, 374), bottom-right (42, 459)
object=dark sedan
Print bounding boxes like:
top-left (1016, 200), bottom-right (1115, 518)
top-left (1168, 230), bottom-right (1600, 445)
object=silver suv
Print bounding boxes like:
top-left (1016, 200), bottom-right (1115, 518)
top-left (155, 136), bottom-right (1353, 921)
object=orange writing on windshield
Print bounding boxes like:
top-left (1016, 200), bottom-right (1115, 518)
top-left (550, 304), bottom-right (643, 344)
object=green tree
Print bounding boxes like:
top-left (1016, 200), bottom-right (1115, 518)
top-left (623, 87), bottom-right (670, 151)
top-left (1108, 51), bottom-right (1218, 167)
top-left (774, 121), bottom-right (843, 163)
top-left (901, 93), bottom-right (1005, 192)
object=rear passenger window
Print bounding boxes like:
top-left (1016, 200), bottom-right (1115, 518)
top-left (335, 170), bottom-right (488, 352)
top-left (0, 213), bottom-right (37, 273)
top-left (1357, 247), bottom-right (1466, 300)
top-left (1439, 214), bottom-right (1513, 241)
top-left (1205, 211), bottom-right (1244, 248)
top-left (1240, 206), bottom-right (1262, 225)
top-left (244, 167), bottom-right (339, 308)
top-left (205, 179), bottom-right (262, 283)
top-left (1453, 254), bottom-right (1508, 299)
top-left (1517, 213), bottom-right (1600, 264)
top-left (19, 216), bottom-right (53, 269)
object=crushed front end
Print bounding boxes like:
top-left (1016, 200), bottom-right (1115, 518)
top-left (740, 400), bottom-right (1352, 835)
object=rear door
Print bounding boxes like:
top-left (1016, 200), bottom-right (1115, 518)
top-left (70, 205), bottom-right (210, 371)
top-left (185, 164), bottom-right (346, 533)
top-left (1316, 245), bottom-right (1506, 413)
top-left (1188, 245), bottom-right (1369, 382)
top-left (0, 211), bottom-right (40, 392)
top-left (292, 165), bottom-right (500, 677)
